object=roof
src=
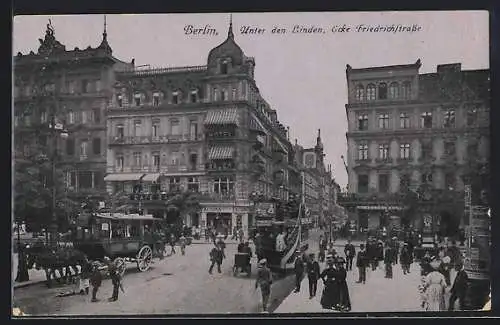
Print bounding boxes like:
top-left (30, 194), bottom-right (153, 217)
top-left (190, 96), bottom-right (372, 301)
top-left (346, 60), bottom-right (421, 73)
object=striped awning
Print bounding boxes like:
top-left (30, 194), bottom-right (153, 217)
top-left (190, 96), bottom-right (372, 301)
top-left (204, 108), bottom-right (239, 126)
top-left (208, 146), bottom-right (234, 160)
top-left (249, 118), bottom-right (266, 134)
top-left (103, 173), bottom-right (145, 181)
top-left (142, 173), bottom-right (160, 182)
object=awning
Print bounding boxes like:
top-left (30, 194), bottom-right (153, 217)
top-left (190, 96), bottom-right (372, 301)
top-left (208, 146), bottom-right (234, 160)
top-left (204, 108), bottom-right (239, 126)
top-left (103, 173), bottom-right (145, 181)
top-left (249, 118), bottom-right (266, 134)
top-left (142, 173), bottom-right (161, 182)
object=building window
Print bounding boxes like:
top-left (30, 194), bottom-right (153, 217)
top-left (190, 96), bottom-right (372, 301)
top-left (213, 177), bottom-right (235, 195)
top-left (117, 94), bottom-right (123, 107)
top-left (421, 172), bottom-right (433, 184)
top-left (81, 111), bottom-right (88, 124)
top-left (400, 174), bottom-right (411, 191)
top-left (389, 82), bottom-right (399, 99)
top-left (378, 113), bottom-right (390, 129)
top-left (358, 174), bottom-right (369, 193)
top-left (445, 172), bottom-right (455, 189)
top-left (467, 142), bottom-right (478, 158)
top-left (400, 143), bottom-right (410, 159)
top-left (421, 141), bottom-right (432, 160)
top-left (401, 81), bottom-right (411, 99)
top-left (421, 112), bottom-right (432, 128)
top-left (358, 114), bottom-right (368, 130)
top-left (80, 141), bottom-right (88, 156)
top-left (170, 119), bottom-right (180, 135)
top-left (444, 141), bottom-right (455, 157)
top-left (134, 120), bottom-right (142, 137)
top-left (467, 108), bottom-right (478, 126)
top-left (116, 154), bottom-right (124, 171)
top-left (366, 84), bottom-right (376, 101)
top-left (378, 144), bottom-right (389, 160)
top-left (152, 119), bottom-right (160, 137)
top-left (190, 90), bottom-right (198, 103)
top-left (400, 112), bottom-right (410, 129)
top-left (92, 108), bottom-right (100, 123)
top-left (213, 88), bottom-right (219, 101)
top-left (153, 92), bottom-right (160, 106)
top-left (221, 61), bottom-right (228, 74)
top-left (189, 120), bottom-right (198, 140)
top-left (189, 152), bottom-right (198, 170)
top-left (172, 91), bottom-right (179, 104)
top-left (169, 151), bottom-right (180, 165)
top-left (23, 114), bottom-right (31, 126)
top-left (78, 171), bottom-right (93, 190)
top-left (443, 109), bottom-right (455, 128)
top-left (40, 109), bottom-right (47, 123)
top-left (355, 85), bottom-right (365, 101)
top-left (221, 89), bottom-right (227, 101)
top-left (68, 111), bottom-right (74, 124)
top-left (169, 177), bottom-right (181, 192)
top-left (116, 124), bottom-right (124, 139)
top-left (152, 151), bottom-right (160, 171)
top-left (358, 143), bottom-right (369, 160)
top-left (133, 152), bottom-right (142, 167)
top-left (378, 83), bottom-right (388, 100)
top-left (81, 79), bottom-right (88, 93)
top-left (134, 93), bottom-right (141, 106)
top-left (66, 138), bottom-right (75, 156)
top-left (92, 138), bottom-right (101, 155)
top-left (187, 177), bottom-right (199, 192)
top-left (378, 174), bottom-right (389, 193)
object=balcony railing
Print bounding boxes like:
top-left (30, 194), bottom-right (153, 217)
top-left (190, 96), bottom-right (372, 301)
top-left (116, 65), bottom-right (207, 77)
top-left (128, 191), bottom-right (235, 202)
top-left (107, 164), bottom-right (205, 174)
top-left (337, 192), bottom-right (405, 205)
top-left (109, 134), bottom-right (203, 145)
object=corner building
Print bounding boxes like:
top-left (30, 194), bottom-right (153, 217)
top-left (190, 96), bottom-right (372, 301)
top-left (340, 60), bottom-right (489, 232)
top-left (105, 23), bottom-right (296, 237)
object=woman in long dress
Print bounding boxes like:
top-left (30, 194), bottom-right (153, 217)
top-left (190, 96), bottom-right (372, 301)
top-left (335, 257), bottom-right (351, 311)
top-left (320, 254), bottom-right (339, 310)
top-left (422, 257), bottom-right (447, 311)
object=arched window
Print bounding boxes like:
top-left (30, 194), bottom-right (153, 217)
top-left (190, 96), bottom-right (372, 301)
top-left (366, 84), bottom-right (376, 101)
top-left (355, 85), bottom-right (365, 101)
top-left (378, 83), bottom-right (387, 100)
top-left (389, 82), bottom-right (399, 99)
top-left (401, 81), bottom-right (411, 99)
top-left (220, 60), bottom-right (228, 74)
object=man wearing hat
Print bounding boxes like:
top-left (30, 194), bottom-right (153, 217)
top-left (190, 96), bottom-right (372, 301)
top-left (255, 259), bottom-right (273, 312)
top-left (400, 242), bottom-right (412, 275)
top-left (448, 262), bottom-right (468, 311)
top-left (306, 253), bottom-right (321, 298)
top-left (344, 239), bottom-right (356, 271)
top-left (293, 250), bottom-right (305, 293)
top-left (105, 257), bottom-right (122, 302)
top-left (355, 244), bottom-right (368, 284)
top-left (391, 237), bottom-right (400, 264)
top-left (89, 261), bottom-right (103, 302)
top-left (209, 242), bottom-right (225, 274)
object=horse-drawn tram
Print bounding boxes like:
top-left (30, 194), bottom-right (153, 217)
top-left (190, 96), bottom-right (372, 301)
top-left (74, 212), bottom-right (165, 275)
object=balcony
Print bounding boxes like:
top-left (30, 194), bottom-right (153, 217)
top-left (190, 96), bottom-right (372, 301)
top-left (108, 134), bottom-right (203, 145)
top-left (207, 161), bottom-right (236, 172)
top-left (199, 191), bottom-right (236, 202)
top-left (206, 130), bottom-right (237, 140)
top-left (374, 157), bottom-right (393, 164)
top-left (337, 192), bottom-right (405, 207)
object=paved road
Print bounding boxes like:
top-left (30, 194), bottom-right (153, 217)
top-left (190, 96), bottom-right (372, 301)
top-left (13, 229), bottom-right (322, 315)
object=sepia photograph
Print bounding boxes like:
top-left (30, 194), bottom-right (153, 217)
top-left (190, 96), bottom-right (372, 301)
top-left (12, 11), bottom-right (490, 316)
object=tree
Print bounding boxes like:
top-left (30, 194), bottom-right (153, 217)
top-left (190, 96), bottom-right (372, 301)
top-left (164, 190), bottom-right (201, 225)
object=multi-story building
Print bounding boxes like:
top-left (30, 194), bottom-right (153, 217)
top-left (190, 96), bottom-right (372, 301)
top-left (339, 60), bottom-right (489, 233)
top-left (14, 21), bottom-right (132, 205)
top-left (104, 22), bottom-right (297, 237)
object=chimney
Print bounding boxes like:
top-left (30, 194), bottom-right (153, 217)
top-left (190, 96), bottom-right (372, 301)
top-left (287, 126), bottom-right (290, 141)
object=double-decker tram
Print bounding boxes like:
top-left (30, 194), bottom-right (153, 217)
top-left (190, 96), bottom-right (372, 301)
top-left (252, 198), bottom-right (311, 274)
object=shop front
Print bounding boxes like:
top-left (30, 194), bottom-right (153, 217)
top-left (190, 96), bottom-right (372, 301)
top-left (200, 204), bottom-right (251, 238)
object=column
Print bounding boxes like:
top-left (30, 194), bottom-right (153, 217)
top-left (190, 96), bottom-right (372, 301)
top-left (231, 212), bottom-right (237, 236)
top-left (91, 171), bottom-right (95, 189)
top-left (201, 211), bottom-right (207, 232)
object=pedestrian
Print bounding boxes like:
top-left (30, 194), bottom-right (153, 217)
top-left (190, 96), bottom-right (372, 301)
top-left (439, 255), bottom-right (452, 286)
top-left (320, 254), bottom-right (339, 309)
top-left (89, 262), bottom-right (102, 302)
top-left (255, 233), bottom-right (263, 261)
top-left (392, 237), bottom-right (400, 264)
top-left (105, 257), bottom-right (122, 302)
top-left (255, 259), bottom-right (273, 312)
top-left (179, 234), bottom-right (186, 255)
top-left (383, 243), bottom-right (394, 279)
top-left (421, 256), bottom-right (447, 311)
top-left (356, 244), bottom-right (368, 284)
top-left (216, 235), bottom-right (226, 257)
top-left (420, 251), bottom-right (432, 276)
top-left (376, 240), bottom-right (384, 268)
top-left (344, 239), bottom-right (356, 271)
top-left (400, 243), bottom-right (412, 275)
top-left (448, 262), bottom-right (468, 311)
top-left (293, 250), bottom-right (305, 293)
top-left (306, 253), bottom-right (320, 298)
top-left (77, 255), bottom-right (91, 295)
top-left (318, 235), bottom-right (327, 263)
top-left (335, 257), bottom-right (351, 311)
top-left (208, 242), bottom-right (224, 274)
top-left (327, 242), bottom-right (337, 258)
top-left (232, 226), bottom-right (238, 240)
top-left (238, 228), bottom-right (245, 243)
top-left (169, 233), bottom-right (176, 255)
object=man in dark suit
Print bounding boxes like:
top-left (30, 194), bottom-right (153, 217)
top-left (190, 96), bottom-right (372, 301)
top-left (344, 239), bottom-right (356, 271)
top-left (294, 251), bottom-right (305, 293)
top-left (306, 253), bottom-right (321, 298)
top-left (356, 244), bottom-right (368, 284)
top-left (448, 262), bottom-right (469, 311)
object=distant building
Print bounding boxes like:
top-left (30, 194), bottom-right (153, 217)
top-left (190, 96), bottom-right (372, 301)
top-left (339, 60), bottom-right (489, 234)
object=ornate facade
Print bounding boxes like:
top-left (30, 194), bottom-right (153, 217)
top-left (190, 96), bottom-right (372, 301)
top-left (340, 60), bottom-right (489, 231)
top-left (14, 20), bottom-right (133, 204)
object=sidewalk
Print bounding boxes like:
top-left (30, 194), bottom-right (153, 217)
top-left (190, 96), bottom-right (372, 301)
top-left (12, 253), bottom-right (50, 289)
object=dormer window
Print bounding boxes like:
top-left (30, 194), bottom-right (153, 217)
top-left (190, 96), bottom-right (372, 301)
top-left (134, 93), bottom-right (141, 106)
top-left (190, 90), bottom-right (198, 103)
top-left (116, 94), bottom-right (123, 107)
top-left (172, 91), bottom-right (180, 104)
top-left (153, 92), bottom-right (160, 106)
top-left (221, 60), bottom-right (228, 74)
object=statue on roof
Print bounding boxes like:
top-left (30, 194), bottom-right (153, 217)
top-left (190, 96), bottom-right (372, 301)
top-left (37, 19), bottom-right (66, 55)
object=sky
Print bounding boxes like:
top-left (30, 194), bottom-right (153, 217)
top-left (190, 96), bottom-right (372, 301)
top-left (12, 11), bottom-right (489, 188)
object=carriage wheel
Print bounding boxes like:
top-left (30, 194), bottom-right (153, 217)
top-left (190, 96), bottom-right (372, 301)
top-left (137, 245), bottom-right (153, 272)
top-left (114, 257), bottom-right (126, 278)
